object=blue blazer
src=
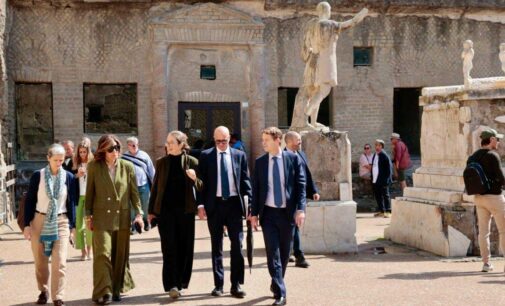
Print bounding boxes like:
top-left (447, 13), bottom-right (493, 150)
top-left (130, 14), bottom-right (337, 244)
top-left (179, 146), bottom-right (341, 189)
top-left (24, 170), bottom-right (77, 229)
top-left (251, 151), bottom-right (307, 223)
top-left (371, 151), bottom-right (393, 186)
top-left (198, 147), bottom-right (252, 217)
top-left (285, 149), bottom-right (319, 199)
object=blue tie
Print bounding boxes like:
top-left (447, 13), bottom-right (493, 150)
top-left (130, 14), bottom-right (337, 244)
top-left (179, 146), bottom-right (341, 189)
top-left (220, 152), bottom-right (230, 200)
top-left (272, 156), bottom-right (283, 207)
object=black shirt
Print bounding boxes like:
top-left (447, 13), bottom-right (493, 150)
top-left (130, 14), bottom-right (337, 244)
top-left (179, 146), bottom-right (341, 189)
top-left (161, 154), bottom-right (186, 214)
top-left (469, 149), bottom-right (505, 194)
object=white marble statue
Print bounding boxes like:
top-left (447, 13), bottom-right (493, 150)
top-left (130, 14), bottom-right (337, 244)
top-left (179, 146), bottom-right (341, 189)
top-left (462, 40), bottom-right (474, 89)
top-left (290, 2), bottom-right (368, 130)
top-left (500, 43), bottom-right (505, 74)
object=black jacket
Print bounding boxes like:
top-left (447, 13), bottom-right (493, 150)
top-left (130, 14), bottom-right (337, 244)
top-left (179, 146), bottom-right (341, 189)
top-left (371, 150), bottom-right (393, 186)
top-left (468, 149), bottom-right (505, 194)
top-left (285, 149), bottom-right (319, 198)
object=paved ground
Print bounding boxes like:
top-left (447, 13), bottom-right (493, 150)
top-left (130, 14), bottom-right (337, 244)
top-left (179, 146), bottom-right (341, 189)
top-left (1, 213), bottom-right (504, 306)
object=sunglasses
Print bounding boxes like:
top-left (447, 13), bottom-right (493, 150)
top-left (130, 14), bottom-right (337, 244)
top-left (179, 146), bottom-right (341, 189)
top-left (215, 139), bottom-right (228, 144)
top-left (107, 145), bottom-right (121, 153)
top-left (364, 147), bottom-right (370, 150)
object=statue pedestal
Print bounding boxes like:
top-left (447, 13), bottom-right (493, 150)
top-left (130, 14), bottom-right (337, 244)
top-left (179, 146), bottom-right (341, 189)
top-left (298, 130), bottom-right (358, 254)
top-left (385, 83), bottom-right (504, 257)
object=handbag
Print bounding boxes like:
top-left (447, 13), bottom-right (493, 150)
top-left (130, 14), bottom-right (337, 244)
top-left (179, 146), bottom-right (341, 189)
top-left (16, 192), bottom-right (27, 231)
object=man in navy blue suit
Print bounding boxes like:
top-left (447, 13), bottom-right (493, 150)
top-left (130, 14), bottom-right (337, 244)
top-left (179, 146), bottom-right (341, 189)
top-left (250, 127), bottom-right (306, 306)
top-left (371, 139), bottom-right (393, 218)
top-left (198, 126), bottom-right (252, 298)
top-left (284, 131), bottom-right (320, 268)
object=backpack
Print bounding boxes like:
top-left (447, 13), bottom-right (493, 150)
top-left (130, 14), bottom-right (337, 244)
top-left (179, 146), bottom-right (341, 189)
top-left (463, 154), bottom-right (491, 195)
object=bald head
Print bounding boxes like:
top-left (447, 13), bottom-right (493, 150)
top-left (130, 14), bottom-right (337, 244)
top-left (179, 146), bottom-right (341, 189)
top-left (285, 131), bottom-right (302, 152)
top-left (214, 126), bottom-right (231, 151)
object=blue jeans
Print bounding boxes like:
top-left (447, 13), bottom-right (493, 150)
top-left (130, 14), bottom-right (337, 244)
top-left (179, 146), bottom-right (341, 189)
top-left (131, 183), bottom-right (150, 225)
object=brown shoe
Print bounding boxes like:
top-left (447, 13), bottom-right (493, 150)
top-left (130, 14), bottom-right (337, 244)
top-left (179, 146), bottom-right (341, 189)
top-left (53, 300), bottom-right (65, 306)
top-left (36, 291), bottom-right (48, 304)
top-left (373, 212), bottom-right (384, 217)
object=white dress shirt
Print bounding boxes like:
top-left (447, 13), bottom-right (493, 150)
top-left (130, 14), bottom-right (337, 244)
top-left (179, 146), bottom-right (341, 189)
top-left (216, 147), bottom-right (238, 197)
top-left (372, 153), bottom-right (379, 184)
top-left (266, 152), bottom-right (286, 208)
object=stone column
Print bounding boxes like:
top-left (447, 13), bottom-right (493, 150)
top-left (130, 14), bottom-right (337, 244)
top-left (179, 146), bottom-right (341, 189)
top-left (150, 41), bottom-right (169, 156)
top-left (248, 44), bottom-right (267, 160)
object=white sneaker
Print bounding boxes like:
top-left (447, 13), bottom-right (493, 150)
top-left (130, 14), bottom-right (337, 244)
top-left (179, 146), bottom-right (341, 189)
top-left (482, 263), bottom-right (494, 272)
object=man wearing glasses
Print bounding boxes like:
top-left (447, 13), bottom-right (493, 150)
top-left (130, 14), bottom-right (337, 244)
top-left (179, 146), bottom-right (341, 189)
top-left (197, 126), bottom-right (252, 298)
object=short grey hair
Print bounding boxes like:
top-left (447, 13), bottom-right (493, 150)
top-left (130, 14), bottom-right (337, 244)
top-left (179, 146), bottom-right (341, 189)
top-left (61, 140), bottom-right (74, 148)
top-left (284, 131), bottom-right (300, 143)
top-left (126, 136), bottom-right (139, 145)
top-left (48, 143), bottom-right (66, 158)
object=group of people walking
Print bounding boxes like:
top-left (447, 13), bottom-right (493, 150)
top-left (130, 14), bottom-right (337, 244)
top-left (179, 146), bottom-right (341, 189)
top-left (23, 126), bottom-right (319, 306)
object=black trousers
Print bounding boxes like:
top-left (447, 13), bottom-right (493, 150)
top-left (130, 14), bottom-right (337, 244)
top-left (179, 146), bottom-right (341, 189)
top-left (207, 196), bottom-right (244, 288)
top-left (158, 209), bottom-right (195, 291)
top-left (292, 225), bottom-right (304, 258)
top-left (373, 184), bottom-right (391, 213)
top-left (261, 206), bottom-right (295, 299)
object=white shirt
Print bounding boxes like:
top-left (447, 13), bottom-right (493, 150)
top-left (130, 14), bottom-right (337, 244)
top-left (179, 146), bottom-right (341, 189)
top-left (266, 152), bottom-right (286, 208)
top-left (372, 152), bottom-right (379, 184)
top-left (216, 147), bottom-right (238, 197)
top-left (36, 168), bottom-right (67, 214)
top-left (78, 163), bottom-right (87, 196)
top-left (359, 153), bottom-right (373, 178)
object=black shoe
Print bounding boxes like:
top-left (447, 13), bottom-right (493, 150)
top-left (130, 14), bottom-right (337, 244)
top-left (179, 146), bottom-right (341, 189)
top-left (144, 223), bottom-right (151, 232)
top-left (295, 256), bottom-right (310, 268)
top-left (36, 291), bottom-right (48, 304)
top-left (211, 287), bottom-right (224, 297)
top-left (112, 294), bottom-right (121, 302)
top-left (93, 294), bottom-right (112, 305)
top-left (230, 285), bottom-right (246, 298)
top-left (53, 300), bottom-right (65, 306)
top-left (272, 297), bottom-right (287, 305)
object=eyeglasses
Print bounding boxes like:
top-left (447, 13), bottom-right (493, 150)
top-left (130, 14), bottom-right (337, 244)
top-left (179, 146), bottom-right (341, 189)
top-left (364, 147), bottom-right (370, 150)
top-left (215, 139), bottom-right (228, 144)
top-left (107, 145), bottom-right (121, 153)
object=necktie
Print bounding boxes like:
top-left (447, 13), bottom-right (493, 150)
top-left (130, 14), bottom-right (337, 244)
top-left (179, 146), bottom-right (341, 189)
top-left (272, 156), bottom-right (283, 207)
top-left (220, 152), bottom-right (230, 200)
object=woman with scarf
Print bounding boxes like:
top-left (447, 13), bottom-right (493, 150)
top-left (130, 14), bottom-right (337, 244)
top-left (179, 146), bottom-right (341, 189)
top-left (85, 134), bottom-right (143, 304)
top-left (148, 131), bottom-right (202, 299)
top-left (72, 141), bottom-right (94, 260)
top-left (23, 143), bottom-right (77, 306)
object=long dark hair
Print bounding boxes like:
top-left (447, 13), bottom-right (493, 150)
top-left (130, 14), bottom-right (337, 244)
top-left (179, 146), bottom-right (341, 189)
top-left (94, 134), bottom-right (122, 162)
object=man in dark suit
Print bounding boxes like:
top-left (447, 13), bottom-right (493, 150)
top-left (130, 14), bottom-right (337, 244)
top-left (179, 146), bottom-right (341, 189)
top-left (371, 139), bottom-right (393, 218)
top-left (61, 140), bottom-right (75, 173)
top-left (198, 126), bottom-right (252, 298)
top-left (284, 131), bottom-right (319, 268)
top-left (250, 127), bottom-right (306, 306)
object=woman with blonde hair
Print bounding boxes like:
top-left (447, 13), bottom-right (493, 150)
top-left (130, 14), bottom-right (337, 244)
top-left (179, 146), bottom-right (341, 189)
top-left (72, 141), bottom-right (94, 260)
top-left (148, 131), bottom-right (202, 299)
top-left (85, 134), bottom-right (143, 304)
top-left (23, 143), bottom-right (77, 306)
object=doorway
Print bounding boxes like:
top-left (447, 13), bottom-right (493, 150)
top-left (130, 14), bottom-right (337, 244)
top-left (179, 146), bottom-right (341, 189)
top-left (178, 102), bottom-right (241, 149)
top-left (393, 88), bottom-right (422, 156)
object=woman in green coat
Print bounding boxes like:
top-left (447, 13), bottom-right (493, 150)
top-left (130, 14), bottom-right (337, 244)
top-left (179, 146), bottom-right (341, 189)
top-left (85, 134), bottom-right (144, 304)
top-left (148, 131), bottom-right (203, 299)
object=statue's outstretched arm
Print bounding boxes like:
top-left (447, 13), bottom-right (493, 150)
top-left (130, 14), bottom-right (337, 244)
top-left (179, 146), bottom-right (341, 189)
top-left (339, 8), bottom-right (368, 31)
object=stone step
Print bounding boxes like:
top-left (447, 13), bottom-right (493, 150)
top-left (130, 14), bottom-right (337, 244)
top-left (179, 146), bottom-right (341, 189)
top-left (412, 172), bottom-right (465, 192)
top-left (403, 187), bottom-right (462, 204)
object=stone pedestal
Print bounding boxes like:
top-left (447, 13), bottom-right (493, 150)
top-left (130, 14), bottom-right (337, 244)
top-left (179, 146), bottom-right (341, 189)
top-left (298, 130), bottom-right (358, 254)
top-left (385, 81), bottom-right (504, 257)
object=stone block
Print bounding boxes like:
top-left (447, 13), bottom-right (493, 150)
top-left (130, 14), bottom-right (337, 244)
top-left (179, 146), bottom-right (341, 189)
top-left (301, 200), bottom-right (358, 254)
top-left (403, 187), bottom-right (462, 204)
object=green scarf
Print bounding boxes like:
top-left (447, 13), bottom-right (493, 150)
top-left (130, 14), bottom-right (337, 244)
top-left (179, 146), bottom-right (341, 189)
top-left (39, 166), bottom-right (65, 257)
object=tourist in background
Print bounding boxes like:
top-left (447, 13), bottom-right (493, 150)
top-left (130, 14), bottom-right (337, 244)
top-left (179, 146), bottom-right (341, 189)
top-left (390, 133), bottom-right (411, 191)
top-left (121, 136), bottom-right (155, 232)
top-left (61, 140), bottom-right (75, 174)
top-left (359, 143), bottom-right (373, 180)
top-left (468, 129), bottom-right (505, 273)
top-left (371, 139), bottom-right (393, 218)
top-left (284, 131), bottom-right (320, 268)
top-left (73, 141), bottom-right (93, 261)
top-left (85, 134), bottom-right (144, 304)
top-left (148, 131), bottom-right (202, 299)
top-left (23, 143), bottom-right (77, 306)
